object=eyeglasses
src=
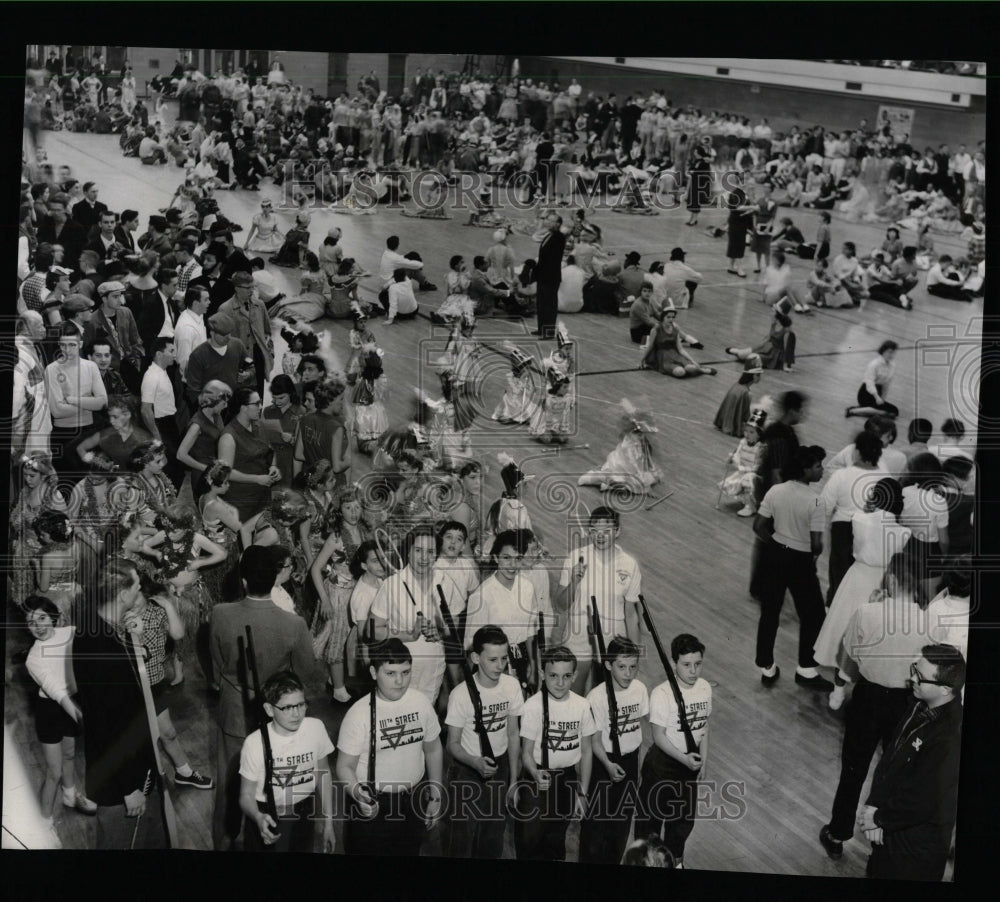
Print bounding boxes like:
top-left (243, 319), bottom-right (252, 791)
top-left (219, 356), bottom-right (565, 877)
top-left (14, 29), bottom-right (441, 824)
top-left (909, 662), bottom-right (949, 687)
top-left (272, 700), bottom-right (308, 714)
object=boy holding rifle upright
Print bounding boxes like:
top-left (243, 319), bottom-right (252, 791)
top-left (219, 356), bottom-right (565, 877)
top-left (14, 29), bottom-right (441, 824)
top-left (514, 645), bottom-right (595, 861)
top-left (579, 635), bottom-right (649, 865)
top-left (634, 631), bottom-right (711, 869)
top-left (239, 670), bottom-right (336, 853)
top-left (444, 625), bottom-right (524, 859)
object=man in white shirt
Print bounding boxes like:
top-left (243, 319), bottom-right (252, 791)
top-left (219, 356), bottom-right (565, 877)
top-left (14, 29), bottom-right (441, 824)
top-left (557, 507), bottom-right (642, 695)
top-left (377, 235), bottom-right (436, 305)
top-left (558, 256), bottom-right (586, 313)
top-left (140, 336), bottom-right (183, 490)
top-left (173, 288), bottom-right (209, 381)
top-left (383, 270), bottom-right (419, 324)
top-left (660, 247), bottom-right (703, 309)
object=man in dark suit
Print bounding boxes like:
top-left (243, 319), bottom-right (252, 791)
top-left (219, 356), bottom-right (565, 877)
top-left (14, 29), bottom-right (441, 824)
top-left (84, 210), bottom-right (125, 274)
top-left (136, 267), bottom-right (181, 362)
top-left (209, 548), bottom-right (316, 850)
top-left (37, 194), bottom-right (87, 272)
top-left (114, 209), bottom-right (140, 256)
top-left (71, 181), bottom-right (108, 234)
top-left (213, 229), bottom-right (253, 282)
top-left (534, 212), bottom-right (569, 339)
top-left (858, 644), bottom-right (964, 882)
top-left (189, 244), bottom-right (234, 318)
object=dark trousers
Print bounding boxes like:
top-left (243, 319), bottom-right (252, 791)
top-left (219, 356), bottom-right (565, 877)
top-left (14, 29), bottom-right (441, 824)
top-left (213, 726), bottom-right (245, 850)
top-left (445, 756), bottom-right (511, 859)
top-left (927, 283), bottom-right (971, 302)
top-left (579, 747), bottom-right (640, 865)
top-left (826, 521), bottom-right (854, 605)
top-left (631, 324), bottom-right (652, 344)
top-left (344, 789), bottom-right (423, 857)
top-left (251, 343), bottom-right (267, 399)
top-left (685, 280), bottom-right (699, 307)
top-left (868, 845), bottom-right (948, 881)
top-left (633, 746), bottom-right (699, 862)
top-left (869, 283), bottom-right (906, 307)
top-left (95, 784), bottom-right (168, 850)
top-left (829, 678), bottom-right (911, 840)
top-left (155, 414), bottom-right (185, 493)
top-left (536, 283), bottom-right (558, 337)
top-left (749, 535), bottom-right (766, 597)
top-left (243, 796), bottom-right (317, 852)
top-left (513, 765), bottom-right (577, 861)
top-left (49, 424), bottom-right (88, 480)
top-left (755, 541), bottom-right (826, 669)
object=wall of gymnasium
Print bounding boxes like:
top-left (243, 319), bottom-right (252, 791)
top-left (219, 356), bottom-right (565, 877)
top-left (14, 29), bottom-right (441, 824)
top-left (520, 58), bottom-right (986, 150)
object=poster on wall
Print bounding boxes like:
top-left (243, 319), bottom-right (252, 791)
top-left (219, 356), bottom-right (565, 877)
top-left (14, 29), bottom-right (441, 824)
top-left (877, 104), bottom-right (915, 142)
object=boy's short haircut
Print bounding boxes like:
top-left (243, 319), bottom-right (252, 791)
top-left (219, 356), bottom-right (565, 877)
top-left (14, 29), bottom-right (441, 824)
top-left (589, 506), bottom-right (620, 528)
top-left (671, 633), bottom-right (705, 661)
top-left (472, 625), bottom-right (509, 654)
top-left (489, 529), bottom-right (522, 558)
top-left (262, 669), bottom-right (305, 706)
top-left (606, 636), bottom-right (640, 664)
top-left (542, 645), bottom-right (578, 671)
top-left (436, 519), bottom-right (468, 551)
top-left (369, 637), bottom-right (413, 670)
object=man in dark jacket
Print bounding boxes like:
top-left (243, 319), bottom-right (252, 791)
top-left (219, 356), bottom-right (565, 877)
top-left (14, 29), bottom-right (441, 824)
top-left (859, 644), bottom-right (964, 882)
top-left (73, 559), bottom-right (167, 849)
top-left (534, 212), bottom-right (568, 339)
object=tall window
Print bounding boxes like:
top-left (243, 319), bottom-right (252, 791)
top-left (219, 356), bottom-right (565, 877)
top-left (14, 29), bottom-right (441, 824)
top-left (106, 46), bottom-right (127, 71)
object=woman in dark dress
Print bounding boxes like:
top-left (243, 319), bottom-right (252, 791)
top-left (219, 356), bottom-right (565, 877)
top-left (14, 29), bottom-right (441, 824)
top-left (725, 172), bottom-right (755, 277)
top-left (684, 138), bottom-right (715, 226)
top-left (217, 387), bottom-right (281, 521)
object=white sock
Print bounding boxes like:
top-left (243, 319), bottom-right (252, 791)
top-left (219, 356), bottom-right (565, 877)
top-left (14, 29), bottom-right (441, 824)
top-left (175, 764), bottom-right (193, 777)
top-left (796, 666), bottom-right (819, 678)
top-left (761, 664), bottom-right (777, 677)
top-left (62, 786), bottom-right (76, 805)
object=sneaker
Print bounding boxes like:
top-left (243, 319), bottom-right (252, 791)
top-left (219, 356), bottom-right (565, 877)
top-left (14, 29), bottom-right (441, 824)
top-left (819, 824), bottom-right (844, 860)
top-left (174, 770), bottom-right (214, 790)
top-left (828, 685), bottom-right (846, 710)
top-left (783, 364), bottom-right (794, 372)
top-left (795, 672), bottom-right (834, 691)
top-left (737, 506), bottom-right (755, 517)
top-left (688, 340), bottom-right (704, 349)
top-left (899, 293), bottom-right (911, 309)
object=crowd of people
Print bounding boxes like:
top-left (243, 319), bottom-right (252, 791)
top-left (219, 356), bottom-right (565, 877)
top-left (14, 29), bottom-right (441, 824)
top-left (10, 55), bottom-right (975, 879)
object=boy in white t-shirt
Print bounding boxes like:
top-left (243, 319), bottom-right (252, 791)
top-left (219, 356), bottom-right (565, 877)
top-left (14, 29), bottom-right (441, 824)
top-left (444, 625), bottom-right (524, 859)
top-left (434, 520), bottom-right (480, 691)
top-left (514, 646), bottom-right (595, 861)
top-left (579, 636), bottom-right (649, 865)
top-left (336, 638), bottom-right (444, 857)
top-left (634, 634), bottom-right (711, 868)
top-left (239, 670), bottom-right (336, 852)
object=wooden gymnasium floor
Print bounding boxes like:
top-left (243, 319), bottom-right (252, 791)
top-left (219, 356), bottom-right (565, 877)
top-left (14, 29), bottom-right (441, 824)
top-left (4, 114), bottom-right (980, 872)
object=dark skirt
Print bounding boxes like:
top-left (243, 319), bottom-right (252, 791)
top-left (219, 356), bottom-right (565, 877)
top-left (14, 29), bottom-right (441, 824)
top-left (714, 383), bottom-right (751, 436)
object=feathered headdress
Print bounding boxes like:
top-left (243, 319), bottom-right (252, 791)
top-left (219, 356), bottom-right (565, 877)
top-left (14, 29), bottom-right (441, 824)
top-left (497, 452), bottom-right (533, 493)
top-left (502, 341), bottom-right (533, 374)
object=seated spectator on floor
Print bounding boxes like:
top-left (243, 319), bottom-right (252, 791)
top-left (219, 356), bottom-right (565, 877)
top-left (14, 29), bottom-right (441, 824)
top-left (138, 126), bottom-right (167, 165)
top-left (926, 254), bottom-right (973, 302)
top-left (557, 254), bottom-right (586, 313)
top-left (582, 261), bottom-right (622, 316)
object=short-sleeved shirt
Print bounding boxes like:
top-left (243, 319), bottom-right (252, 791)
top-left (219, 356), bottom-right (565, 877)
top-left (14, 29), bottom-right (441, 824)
top-left (759, 480), bottom-right (825, 552)
top-left (463, 574), bottom-right (538, 647)
top-left (240, 718), bottom-right (335, 815)
top-left (349, 577), bottom-right (382, 626)
top-left (445, 673), bottom-right (524, 758)
top-left (432, 557), bottom-right (480, 619)
top-left (559, 544), bottom-right (641, 654)
top-left (820, 466), bottom-right (885, 524)
top-left (586, 678), bottom-right (649, 756)
top-left (900, 485), bottom-right (949, 543)
top-left (649, 677), bottom-right (712, 753)
top-left (520, 689), bottom-right (596, 769)
top-left (141, 362), bottom-right (176, 418)
top-left (337, 688), bottom-right (440, 792)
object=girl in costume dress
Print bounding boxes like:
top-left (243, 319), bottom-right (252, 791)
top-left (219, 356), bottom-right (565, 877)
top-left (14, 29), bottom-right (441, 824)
top-left (724, 312), bottom-right (795, 372)
top-left (815, 482), bottom-right (913, 710)
top-left (11, 453), bottom-right (68, 609)
top-left (718, 410), bottom-right (767, 516)
top-left (327, 258), bottom-right (361, 319)
top-left (714, 357), bottom-right (764, 436)
top-left (450, 460), bottom-right (487, 559)
top-left (242, 198), bottom-right (283, 254)
top-left (279, 323), bottom-right (320, 381)
top-left (351, 348), bottom-right (389, 455)
top-left (484, 454), bottom-right (534, 558)
top-left (578, 399), bottom-right (663, 494)
top-left (271, 211), bottom-right (311, 268)
top-left (641, 307), bottom-right (717, 377)
top-left (345, 304), bottom-right (377, 386)
top-left (142, 503), bottom-right (226, 684)
top-left (439, 255), bottom-right (473, 322)
top-left (271, 252), bottom-right (329, 323)
top-left (309, 485), bottom-right (370, 703)
top-left (114, 440), bottom-right (178, 526)
top-left (31, 510), bottom-right (83, 622)
top-left (492, 343), bottom-right (539, 425)
top-left (66, 451), bottom-right (121, 556)
top-left (530, 324), bottom-right (577, 443)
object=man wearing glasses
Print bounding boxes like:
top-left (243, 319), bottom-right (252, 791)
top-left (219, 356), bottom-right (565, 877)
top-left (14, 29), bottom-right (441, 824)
top-left (557, 506), bottom-right (642, 696)
top-left (857, 644), bottom-right (965, 881)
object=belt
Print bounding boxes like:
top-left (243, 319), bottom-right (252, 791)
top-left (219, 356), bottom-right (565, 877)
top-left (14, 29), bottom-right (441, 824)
top-left (773, 541), bottom-right (811, 554)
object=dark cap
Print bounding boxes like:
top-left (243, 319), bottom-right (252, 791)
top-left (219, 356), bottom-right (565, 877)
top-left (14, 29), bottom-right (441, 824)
top-left (624, 251), bottom-right (641, 265)
top-left (208, 311), bottom-right (236, 334)
top-left (669, 247), bottom-right (686, 261)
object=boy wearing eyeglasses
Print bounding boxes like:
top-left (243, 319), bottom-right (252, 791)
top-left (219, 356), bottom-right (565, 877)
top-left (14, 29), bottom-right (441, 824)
top-left (239, 669), bottom-right (336, 853)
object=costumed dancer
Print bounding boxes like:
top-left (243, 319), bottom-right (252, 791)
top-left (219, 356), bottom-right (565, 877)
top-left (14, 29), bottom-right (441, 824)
top-left (719, 409), bottom-right (766, 517)
top-left (484, 454), bottom-right (535, 558)
top-left (345, 302), bottom-right (377, 387)
top-left (713, 356), bottom-right (764, 436)
top-left (578, 398), bottom-right (663, 494)
top-left (529, 323), bottom-right (576, 444)
top-left (492, 342), bottom-right (539, 425)
top-left (350, 347), bottom-right (389, 455)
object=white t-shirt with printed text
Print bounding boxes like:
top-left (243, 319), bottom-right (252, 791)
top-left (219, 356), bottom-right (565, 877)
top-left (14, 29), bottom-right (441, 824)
top-left (445, 672), bottom-right (524, 758)
top-left (586, 678), bottom-right (650, 757)
top-left (649, 678), bottom-right (712, 753)
top-left (520, 689), bottom-right (596, 769)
